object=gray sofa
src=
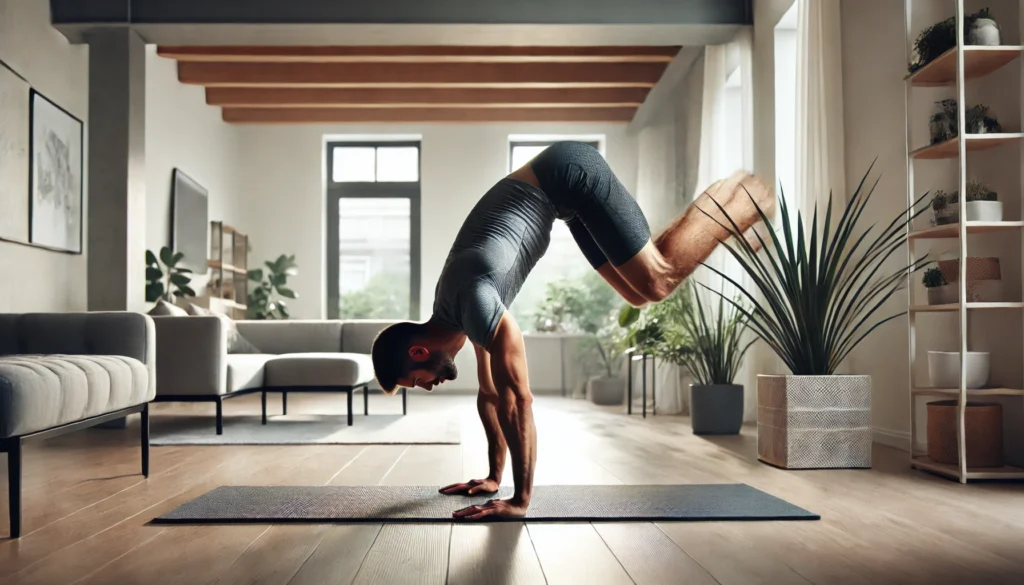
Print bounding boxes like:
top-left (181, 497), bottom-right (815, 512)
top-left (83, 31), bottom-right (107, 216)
top-left (0, 312), bottom-right (156, 538)
top-left (151, 318), bottom-right (401, 432)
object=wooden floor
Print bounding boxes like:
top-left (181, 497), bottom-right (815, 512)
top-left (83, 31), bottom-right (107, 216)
top-left (2, 393), bottom-right (1023, 585)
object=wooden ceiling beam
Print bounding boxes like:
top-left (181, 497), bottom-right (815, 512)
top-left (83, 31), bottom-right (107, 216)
top-left (179, 62), bottom-right (668, 88)
top-left (159, 45), bottom-right (682, 63)
top-left (205, 87), bottom-right (651, 107)
top-left (222, 107), bottom-right (637, 124)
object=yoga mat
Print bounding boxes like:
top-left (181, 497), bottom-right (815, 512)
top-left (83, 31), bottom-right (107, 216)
top-left (153, 484), bottom-right (819, 524)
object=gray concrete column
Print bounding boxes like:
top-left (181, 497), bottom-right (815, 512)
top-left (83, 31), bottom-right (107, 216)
top-left (84, 28), bottom-right (146, 312)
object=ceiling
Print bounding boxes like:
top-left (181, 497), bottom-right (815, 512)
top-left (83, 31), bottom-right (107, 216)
top-left (157, 45), bottom-right (682, 124)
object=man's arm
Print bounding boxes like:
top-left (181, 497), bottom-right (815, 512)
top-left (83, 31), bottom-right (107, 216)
top-left (453, 312), bottom-right (536, 519)
top-left (439, 346), bottom-right (506, 496)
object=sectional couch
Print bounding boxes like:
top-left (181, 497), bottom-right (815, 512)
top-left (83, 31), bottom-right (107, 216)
top-left (0, 311), bottom-right (155, 538)
top-left (151, 318), bottom-right (402, 433)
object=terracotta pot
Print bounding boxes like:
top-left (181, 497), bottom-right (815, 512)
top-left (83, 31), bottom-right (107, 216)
top-left (926, 400), bottom-right (1003, 467)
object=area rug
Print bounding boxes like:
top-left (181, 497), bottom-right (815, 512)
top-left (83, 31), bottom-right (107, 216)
top-left (149, 413), bottom-right (461, 445)
top-left (152, 484), bottom-right (819, 523)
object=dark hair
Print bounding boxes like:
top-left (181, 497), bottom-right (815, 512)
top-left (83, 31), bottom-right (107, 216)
top-left (371, 322), bottom-right (424, 394)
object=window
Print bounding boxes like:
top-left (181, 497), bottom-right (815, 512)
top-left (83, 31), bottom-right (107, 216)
top-left (507, 139), bottom-right (603, 332)
top-left (327, 142), bottom-right (421, 320)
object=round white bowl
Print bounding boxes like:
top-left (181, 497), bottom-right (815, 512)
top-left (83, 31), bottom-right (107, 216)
top-left (927, 351), bottom-right (990, 389)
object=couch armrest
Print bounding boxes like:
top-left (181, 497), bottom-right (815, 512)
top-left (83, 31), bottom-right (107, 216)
top-left (153, 316), bottom-right (227, 396)
top-left (0, 311), bottom-right (157, 392)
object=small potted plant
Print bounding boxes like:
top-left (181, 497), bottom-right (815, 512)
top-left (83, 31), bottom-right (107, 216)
top-left (923, 266), bottom-right (955, 305)
top-left (968, 8), bottom-right (1001, 45)
top-left (677, 284), bottom-right (754, 435)
top-left (931, 190), bottom-right (956, 225)
top-left (965, 180), bottom-right (1002, 221)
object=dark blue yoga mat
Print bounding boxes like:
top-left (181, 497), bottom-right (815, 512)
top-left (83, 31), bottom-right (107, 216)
top-left (153, 484), bottom-right (819, 523)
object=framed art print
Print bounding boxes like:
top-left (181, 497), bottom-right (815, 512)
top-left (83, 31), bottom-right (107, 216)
top-left (30, 88), bottom-right (83, 254)
top-left (0, 62), bottom-right (30, 244)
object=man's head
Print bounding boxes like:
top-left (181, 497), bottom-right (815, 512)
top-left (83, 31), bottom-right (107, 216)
top-left (371, 322), bottom-right (459, 394)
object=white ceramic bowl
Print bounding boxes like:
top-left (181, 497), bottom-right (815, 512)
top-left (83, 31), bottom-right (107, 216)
top-left (927, 351), bottom-right (990, 389)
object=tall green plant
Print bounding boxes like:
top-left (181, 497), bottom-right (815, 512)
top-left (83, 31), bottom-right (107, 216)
top-left (145, 247), bottom-right (196, 303)
top-left (677, 286), bottom-right (754, 385)
top-left (247, 254), bottom-right (298, 320)
top-left (697, 164), bottom-right (931, 375)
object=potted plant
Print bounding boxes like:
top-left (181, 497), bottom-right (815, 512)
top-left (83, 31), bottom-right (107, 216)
top-left (698, 164), bottom-right (931, 469)
top-left (145, 247), bottom-right (197, 304)
top-left (247, 254), bottom-right (298, 319)
top-left (923, 266), bottom-right (955, 305)
top-left (965, 180), bottom-right (1002, 221)
top-left (676, 284), bottom-right (754, 435)
top-left (968, 8), bottom-right (1000, 45)
top-left (931, 190), bottom-right (956, 225)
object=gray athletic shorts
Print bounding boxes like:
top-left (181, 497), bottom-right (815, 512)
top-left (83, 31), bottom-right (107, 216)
top-left (530, 141), bottom-right (652, 269)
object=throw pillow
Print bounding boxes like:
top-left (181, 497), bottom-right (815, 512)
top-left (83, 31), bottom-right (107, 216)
top-left (148, 299), bottom-right (188, 316)
top-left (186, 304), bottom-right (263, 354)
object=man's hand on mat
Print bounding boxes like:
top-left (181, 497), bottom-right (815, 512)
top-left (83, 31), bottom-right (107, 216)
top-left (452, 498), bottom-right (528, 520)
top-left (438, 478), bottom-right (499, 496)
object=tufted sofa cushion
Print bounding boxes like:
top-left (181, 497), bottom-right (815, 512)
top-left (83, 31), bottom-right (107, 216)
top-left (0, 354), bottom-right (153, 438)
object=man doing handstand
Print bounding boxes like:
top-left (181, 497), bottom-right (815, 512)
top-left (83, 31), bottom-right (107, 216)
top-left (371, 141), bottom-right (773, 520)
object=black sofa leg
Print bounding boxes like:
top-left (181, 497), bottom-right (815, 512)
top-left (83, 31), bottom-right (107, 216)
top-left (402, 387), bottom-right (407, 415)
top-left (216, 399), bottom-right (224, 435)
top-left (141, 404), bottom-right (150, 478)
top-left (363, 386), bottom-right (369, 416)
top-left (282, 391), bottom-right (288, 416)
top-left (347, 390), bottom-right (353, 426)
top-left (8, 439), bottom-right (22, 539)
top-left (261, 392), bottom-right (267, 425)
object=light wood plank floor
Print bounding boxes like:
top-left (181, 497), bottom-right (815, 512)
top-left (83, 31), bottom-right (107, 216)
top-left (2, 393), bottom-right (1023, 585)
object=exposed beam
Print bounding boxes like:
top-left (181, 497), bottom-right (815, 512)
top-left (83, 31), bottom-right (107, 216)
top-left (222, 107), bottom-right (637, 124)
top-left (158, 45), bottom-right (682, 63)
top-left (179, 62), bottom-right (668, 88)
top-left (53, 0), bottom-right (753, 26)
top-left (205, 87), bottom-right (652, 108)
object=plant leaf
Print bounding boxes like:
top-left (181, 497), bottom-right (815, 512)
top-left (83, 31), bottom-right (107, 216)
top-left (159, 246), bottom-right (174, 267)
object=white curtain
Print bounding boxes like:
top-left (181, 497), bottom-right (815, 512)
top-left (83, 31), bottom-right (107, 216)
top-left (689, 29), bottom-right (761, 420)
top-left (794, 0), bottom-right (846, 220)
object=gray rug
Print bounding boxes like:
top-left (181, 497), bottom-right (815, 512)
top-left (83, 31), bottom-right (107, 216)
top-left (150, 413), bottom-right (461, 445)
top-left (152, 484), bottom-right (819, 523)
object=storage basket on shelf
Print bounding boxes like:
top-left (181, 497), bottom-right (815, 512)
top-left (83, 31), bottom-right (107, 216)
top-left (935, 256), bottom-right (1003, 302)
top-left (926, 400), bottom-right (1004, 468)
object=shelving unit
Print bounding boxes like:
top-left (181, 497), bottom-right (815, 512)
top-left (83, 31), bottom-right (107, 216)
top-left (207, 221), bottom-right (249, 319)
top-left (903, 0), bottom-right (1024, 483)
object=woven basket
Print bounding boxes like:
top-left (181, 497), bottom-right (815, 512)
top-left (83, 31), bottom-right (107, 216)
top-left (757, 375), bottom-right (872, 469)
top-left (926, 400), bottom-right (1003, 467)
top-left (937, 257), bottom-right (1001, 283)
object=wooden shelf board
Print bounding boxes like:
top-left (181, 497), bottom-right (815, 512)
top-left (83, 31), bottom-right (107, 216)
top-left (912, 387), bottom-right (1024, 397)
top-left (912, 456), bottom-right (1024, 480)
top-left (207, 260), bottom-right (248, 275)
top-left (906, 45), bottom-right (1024, 87)
top-left (910, 302), bottom-right (1024, 312)
top-left (911, 133), bottom-right (1024, 160)
top-left (909, 221), bottom-right (1024, 239)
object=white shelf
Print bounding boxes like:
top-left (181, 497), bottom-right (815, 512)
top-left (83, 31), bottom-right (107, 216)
top-left (903, 2), bottom-right (1024, 484)
top-left (909, 221), bottom-right (1024, 239)
top-left (910, 302), bottom-right (1024, 312)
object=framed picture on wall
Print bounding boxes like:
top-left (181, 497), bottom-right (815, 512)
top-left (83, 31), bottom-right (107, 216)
top-left (0, 61), bottom-right (31, 244)
top-left (29, 88), bottom-right (84, 254)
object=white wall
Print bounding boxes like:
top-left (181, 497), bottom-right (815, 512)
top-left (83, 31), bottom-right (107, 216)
top-left (237, 122), bottom-right (637, 391)
top-left (0, 0), bottom-right (89, 312)
top-left (145, 46), bottom-right (243, 292)
top-left (842, 0), bottom-right (1024, 459)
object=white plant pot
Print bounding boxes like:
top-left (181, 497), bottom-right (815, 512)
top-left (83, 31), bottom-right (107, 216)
top-left (969, 18), bottom-right (1001, 46)
top-left (927, 351), bottom-right (990, 389)
top-left (588, 376), bottom-right (625, 406)
top-left (965, 200), bottom-right (1003, 222)
top-left (757, 375), bottom-right (872, 469)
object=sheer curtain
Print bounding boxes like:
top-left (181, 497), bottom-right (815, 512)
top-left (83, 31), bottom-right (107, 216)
top-left (794, 0), bottom-right (846, 219)
top-left (689, 28), bottom-right (760, 419)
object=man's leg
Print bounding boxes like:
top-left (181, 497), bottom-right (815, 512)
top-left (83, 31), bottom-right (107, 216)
top-left (566, 216), bottom-right (648, 307)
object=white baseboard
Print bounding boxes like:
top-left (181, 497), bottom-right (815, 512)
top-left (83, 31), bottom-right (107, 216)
top-left (873, 427), bottom-right (911, 452)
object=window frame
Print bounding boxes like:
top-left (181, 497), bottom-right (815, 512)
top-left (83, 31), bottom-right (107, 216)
top-left (507, 140), bottom-right (601, 174)
top-left (326, 141), bottom-right (422, 320)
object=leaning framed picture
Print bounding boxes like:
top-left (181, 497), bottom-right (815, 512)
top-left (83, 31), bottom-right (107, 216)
top-left (29, 89), bottom-right (84, 254)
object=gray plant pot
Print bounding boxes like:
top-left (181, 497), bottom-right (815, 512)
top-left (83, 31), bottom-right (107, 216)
top-left (588, 376), bottom-right (625, 406)
top-left (690, 384), bottom-right (744, 435)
